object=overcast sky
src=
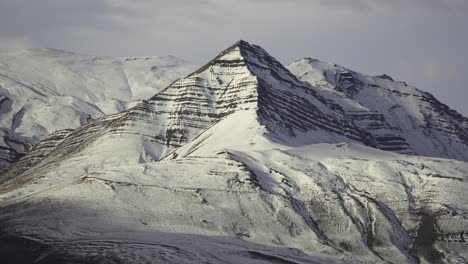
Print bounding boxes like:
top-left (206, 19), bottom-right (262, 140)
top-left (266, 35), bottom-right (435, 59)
top-left (1, 0), bottom-right (467, 115)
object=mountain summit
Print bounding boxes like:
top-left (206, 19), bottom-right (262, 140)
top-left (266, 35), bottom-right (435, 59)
top-left (3, 40), bottom-right (468, 186)
top-left (1, 41), bottom-right (468, 263)
top-left (0, 41), bottom-right (402, 180)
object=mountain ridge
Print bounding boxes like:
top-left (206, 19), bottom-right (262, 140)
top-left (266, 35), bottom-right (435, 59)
top-left (288, 57), bottom-right (468, 161)
top-left (0, 49), bottom-right (197, 172)
top-left (3, 40), bottom-right (468, 184)
top-left (1, 41), bottom-right (468, 263)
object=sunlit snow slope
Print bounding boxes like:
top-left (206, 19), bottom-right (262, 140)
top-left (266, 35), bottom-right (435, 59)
top-left (0, 48), bottom-right (196, 172)
top-left (1, 41), bottom-right (468, 264)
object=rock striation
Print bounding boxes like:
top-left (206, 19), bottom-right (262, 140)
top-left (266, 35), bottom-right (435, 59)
top-left (1, 41), bottom-right (468, 264)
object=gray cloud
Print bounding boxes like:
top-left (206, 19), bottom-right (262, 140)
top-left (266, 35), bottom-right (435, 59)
top-left (0, 0), bottom-right (467, 115)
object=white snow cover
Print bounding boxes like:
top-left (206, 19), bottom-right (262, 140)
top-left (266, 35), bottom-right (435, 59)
top-left (1, 140), bottom-right (467, 263)
top-left (1, 41), bottom-right (468, 263)
top-left (0, 48), bottom-right (197, 171)
top-left (288, 58), bottom-right (468, 161)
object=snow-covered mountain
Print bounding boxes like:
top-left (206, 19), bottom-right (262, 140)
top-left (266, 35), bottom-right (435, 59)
top-left (0, 41), bottom-right (467, 264)
top-left (0, 48), bottom-right (197, 172)
top-left (288, 58), bottom-right (468, 161)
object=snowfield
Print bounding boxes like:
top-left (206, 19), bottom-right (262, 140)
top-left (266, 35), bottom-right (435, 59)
top-left (0, 48), bottom-right (196, 172)
top-left (0, 41), bottom-right (467, 263)
top-left (1, 142), bottom-right (467, 263)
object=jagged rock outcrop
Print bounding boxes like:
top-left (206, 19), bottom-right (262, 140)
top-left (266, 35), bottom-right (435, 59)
top-left (0, 41), bottom-right (414, 180)
top-left (1, 41), bottom-right (468, 264)
top-left (288, 58), bottom-right (468, 161)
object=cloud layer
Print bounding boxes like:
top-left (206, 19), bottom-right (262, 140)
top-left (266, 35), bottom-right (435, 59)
top-left (1, 0), bottom-right (467, 115)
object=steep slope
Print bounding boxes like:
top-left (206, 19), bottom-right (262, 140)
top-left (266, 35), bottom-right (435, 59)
top-left (1, 41), bottom-right (468, 263)
top-left (288, 58), bottom-right (468, 161)
top-left (0, 41), bottom-right (416, 181)
top-left (0, 48), bottom-right (196, 172)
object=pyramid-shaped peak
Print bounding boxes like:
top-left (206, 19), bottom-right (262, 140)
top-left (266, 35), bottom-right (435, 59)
top-left (227, 40), bottom-right (262, 51)
top-left (233, 39), bottom-right (251, 47)
top-left (157, 39), bottom-right (363, 146)
top-left (215, 40), bottom-right (270, 61)
top-left (183, 40), bottom-right (310, 96)
top-left (187, 40), bottom-right (279, 77)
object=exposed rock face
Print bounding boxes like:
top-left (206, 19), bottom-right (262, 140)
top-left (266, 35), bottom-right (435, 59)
top-left (1, 129), bottom-right (74, 180)
top-left (288, 58), bottom-right (468, 161)
top-left (0, 41), bottom-right (413, 178)
top-left (0, 49), bottom-right (197, 172)
top-left (1, 41), bottom-right (468, 264)
top-left (5, 41), bottom-right (468, 178)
